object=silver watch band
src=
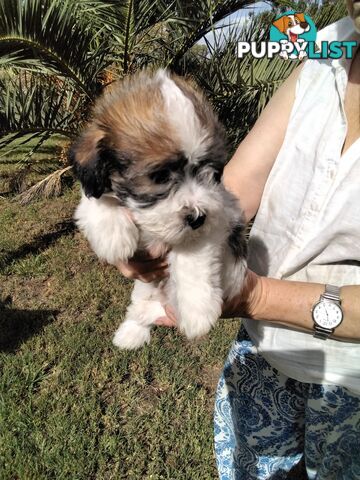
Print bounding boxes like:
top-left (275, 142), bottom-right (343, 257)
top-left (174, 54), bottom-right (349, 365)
top-left (314, 326), bottom-right (334, 340)
top-left (322, 284), bottom-right (341, 303)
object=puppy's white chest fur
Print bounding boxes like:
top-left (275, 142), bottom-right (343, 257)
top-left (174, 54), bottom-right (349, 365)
top-left (75, 188), bottom-right (247, 350)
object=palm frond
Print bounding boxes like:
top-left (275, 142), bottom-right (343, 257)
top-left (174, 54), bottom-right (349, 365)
top-left (0, 0), bottom-right (111, 97)
top-left (312, 2), bottom-right (347, 30)
top-left (17, 165), bottom-right (73, 204)
top-left (68, 1), bottom-right (182, 76)
top-left (0, 71), bottom-right (84, 149)
top-left (165, 0), bottom-right (258, 70)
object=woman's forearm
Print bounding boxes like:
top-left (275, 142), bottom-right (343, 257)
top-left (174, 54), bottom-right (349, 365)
top-left (222, 65), bottom-right (303, 223)
top-left (252, 277), bottom-right (360, 341)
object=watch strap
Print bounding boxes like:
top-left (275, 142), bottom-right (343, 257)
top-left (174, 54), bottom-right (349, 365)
top-left (314, 325), bottom-right (333, 340)
top-left (322, 284), bottom-right (341, 304)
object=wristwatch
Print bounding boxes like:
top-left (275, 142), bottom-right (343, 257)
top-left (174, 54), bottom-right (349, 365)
top-left (311, 285), bottom-right (343, 339)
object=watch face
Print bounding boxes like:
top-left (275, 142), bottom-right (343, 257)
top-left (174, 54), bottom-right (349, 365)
top-left (312, 300), bottom-right (343, 329)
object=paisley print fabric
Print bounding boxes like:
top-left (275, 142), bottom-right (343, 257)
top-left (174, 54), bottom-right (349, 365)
top-left (214, 327), bottom-right (360, 480)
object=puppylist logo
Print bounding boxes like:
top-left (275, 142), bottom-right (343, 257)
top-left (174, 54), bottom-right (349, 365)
top-left (237, 11), bottom-right (357, 61)
top-left (271, 12), bottom-right (316, 60)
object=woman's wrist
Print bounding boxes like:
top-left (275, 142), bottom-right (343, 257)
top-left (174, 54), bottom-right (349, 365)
top-left (222, 269), bottom-right (267, 319)
top-left (227, 271), bottom-right (360, 341)
top-left (243, 272), bottom-right (268, 319)
top-left (250, 276), bottom-right (323, 329)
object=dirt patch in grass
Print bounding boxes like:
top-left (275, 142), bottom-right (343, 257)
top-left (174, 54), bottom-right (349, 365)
top-left (201, 363), bottom-right (223, 394)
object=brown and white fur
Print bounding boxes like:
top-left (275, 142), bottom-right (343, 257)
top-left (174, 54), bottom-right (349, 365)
top-left (71, 69), bottom-right (247, 350)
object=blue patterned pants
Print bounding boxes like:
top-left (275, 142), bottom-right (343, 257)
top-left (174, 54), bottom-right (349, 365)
top-left (214, 327), bottom-right (360, 480)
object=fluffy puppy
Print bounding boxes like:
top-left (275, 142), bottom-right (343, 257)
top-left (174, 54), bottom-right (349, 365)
top-left (70, 69), bottom-right (247, 349)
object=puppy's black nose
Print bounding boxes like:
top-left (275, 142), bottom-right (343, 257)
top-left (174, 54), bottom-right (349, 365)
top-left (300, 21), bottom-right (308, 29)
top-left (186, 213), bottom-right (206, 230)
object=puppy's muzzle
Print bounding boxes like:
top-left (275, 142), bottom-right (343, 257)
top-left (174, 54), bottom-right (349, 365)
top-left (186, 213), bottom-right (206, 230)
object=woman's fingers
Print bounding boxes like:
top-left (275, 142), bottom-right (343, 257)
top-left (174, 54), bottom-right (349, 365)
top-left (221, 269), bottom-right (261, 318)
top-left (164, 305), bottom-right (177, 323)
top-left (137, 267), bottom-right (169, 283)
top-left (129, 258), bottom-right (168, 274)
top-left (117, 256), bottom-right (168, 280)
top-left (154, 316), bottom-right (177, 327)
top-left (155, 304), bottom-right (177, 327)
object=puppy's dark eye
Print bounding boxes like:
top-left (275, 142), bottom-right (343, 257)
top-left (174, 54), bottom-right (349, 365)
top-left (149, 168), bottom-right (171, 184)
top-left (189, 164), bottom-right (200, 177)
top-left (213, 169), bottom-right (222, 183)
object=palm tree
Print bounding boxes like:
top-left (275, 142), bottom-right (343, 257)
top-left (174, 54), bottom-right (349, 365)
top-left (0, 0), bottom-right (347, 200)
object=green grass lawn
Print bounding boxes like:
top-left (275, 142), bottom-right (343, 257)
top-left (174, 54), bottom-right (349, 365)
top-left (0, 140), bottom-right (240, 479)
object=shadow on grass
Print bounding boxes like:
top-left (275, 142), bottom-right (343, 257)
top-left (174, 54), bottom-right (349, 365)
top-left (0, 219), bottom-right (76, 272)
top-left (0, 297), bottom-right (58, 352)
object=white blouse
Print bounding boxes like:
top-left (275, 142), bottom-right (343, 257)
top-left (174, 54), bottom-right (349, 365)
top-left (244, 17), bottom-right (360, 394)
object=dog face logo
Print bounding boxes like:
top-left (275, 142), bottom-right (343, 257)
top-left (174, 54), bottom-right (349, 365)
top-left (273, 13), bottom-right (310, 43)
top-left (270, 11), bottom-right (316, 60)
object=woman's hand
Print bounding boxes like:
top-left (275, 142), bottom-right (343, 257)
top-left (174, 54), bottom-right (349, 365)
top-left (117, 250), bottom-right (169, 283)
top-left (155, 305), bottom-right (177, 327)
top-left (221, 269), bottom-right (264, 319)
top-left (117, 250), bottom-right (173, 325)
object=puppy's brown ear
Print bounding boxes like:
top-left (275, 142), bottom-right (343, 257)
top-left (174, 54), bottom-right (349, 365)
top-left (272, 16), bottom-right (287, 33)
top-left (70, 126), bottom-right (127, 199)
top-left (295, 12), bottom-right (306, 23)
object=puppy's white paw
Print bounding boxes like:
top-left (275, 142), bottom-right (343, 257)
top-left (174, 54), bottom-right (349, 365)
top-left (74, 195), bottom-right (139, 265)
top-left (179, 304), bottom-right (221, 340)
top-left (180, 319), bottom-right (212, 340)
top-left (112, 321), bottom-right (151, 350)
